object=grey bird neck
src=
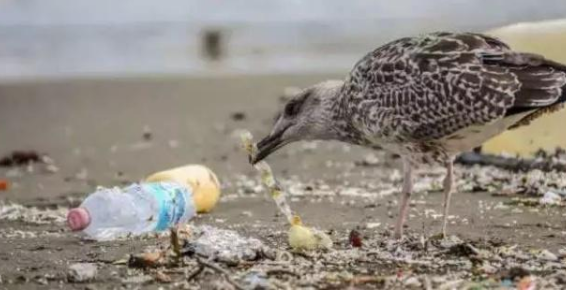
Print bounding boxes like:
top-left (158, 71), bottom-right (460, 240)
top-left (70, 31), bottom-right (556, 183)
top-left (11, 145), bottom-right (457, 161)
top-left (310, 79), bottom-right (366, 144)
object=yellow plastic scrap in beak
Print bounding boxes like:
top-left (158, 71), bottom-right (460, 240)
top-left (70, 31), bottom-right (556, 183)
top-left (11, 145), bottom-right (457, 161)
top-left (240, 130), bottom-right (332, 251)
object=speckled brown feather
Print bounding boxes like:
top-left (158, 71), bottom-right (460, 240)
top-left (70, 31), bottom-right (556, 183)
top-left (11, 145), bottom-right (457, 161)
top-left (333, 32), bottom-right (566, 163)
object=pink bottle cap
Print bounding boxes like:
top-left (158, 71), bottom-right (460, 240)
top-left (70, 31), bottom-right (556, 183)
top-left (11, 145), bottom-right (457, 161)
top-left (67, 207), bottom-right (91, 231)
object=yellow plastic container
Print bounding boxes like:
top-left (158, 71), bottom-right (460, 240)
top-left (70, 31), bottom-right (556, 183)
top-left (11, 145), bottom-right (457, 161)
top-left (145, 165), bottom-right (221, 213)
top-left (483, 19), bottom-right (566, 157)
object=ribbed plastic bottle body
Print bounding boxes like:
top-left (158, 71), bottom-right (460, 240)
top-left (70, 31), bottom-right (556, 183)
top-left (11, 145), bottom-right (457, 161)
top-left (79, 182), bottom-right (194, 241)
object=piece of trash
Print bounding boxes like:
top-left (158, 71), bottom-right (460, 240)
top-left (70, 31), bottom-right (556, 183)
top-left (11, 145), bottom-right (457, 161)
top-left (280, 86), bottom-right (302, 103)
top-left (355, 153), bottom-right (380, 167)
top-left (201, 29), bottom-right (224, 61)
top-left (241, 271), bottom-right (271, 289)
top-left (67, 182), bottom-right (196, 241)
top-left (43, 164), bottom-right (59, 174)
top-left (0, 150), bottom-right (41, 167)
top-left (146, 165), bottom-right (221, 213)
top-left (365, 222), bottom-right (381, 229)
top-left (184, 225), bottom-right (267, 263)
top-left (128, 252), bottom-right (164, 268)
top-left (142, 125), bottom-right (153, 141)
top-left (0, 203), bottom-right (67, 224)
top-left (239, 130), bottom-right (293, 222)
top-left (539, 191), bottom-right (561, 205)
top-left (67, 263), bottom-right (97, 283)
top-left (288, 216), bottom-right (332, 251)
top-left (517, 276), bottom-right (536, 290)
top-left (0, 179), bottom-right (8, 191)
top-left (536, 249), bottom-right (558, 261)
top-left (75, 168), bottom-right (88, 181)
top-left (155, 271), bottom-right (171, 283)
top-left (349, 229), bottom-right (363, 248)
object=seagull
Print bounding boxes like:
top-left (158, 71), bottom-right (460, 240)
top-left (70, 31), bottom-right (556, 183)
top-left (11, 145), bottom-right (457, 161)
top-left (251, 32), bottom-right (566, 239)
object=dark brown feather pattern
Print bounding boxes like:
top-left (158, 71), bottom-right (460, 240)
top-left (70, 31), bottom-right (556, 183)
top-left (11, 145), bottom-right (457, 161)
top-left (336, 32), bottom-right (566, 153)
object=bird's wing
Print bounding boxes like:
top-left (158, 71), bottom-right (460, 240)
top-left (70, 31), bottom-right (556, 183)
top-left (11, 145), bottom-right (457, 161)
top-left (344, 32), bottom-right (566, 142)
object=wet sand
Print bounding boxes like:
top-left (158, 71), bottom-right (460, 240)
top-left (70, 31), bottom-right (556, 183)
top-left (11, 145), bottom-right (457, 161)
top-left (1, 75), bottom-right (565, 289)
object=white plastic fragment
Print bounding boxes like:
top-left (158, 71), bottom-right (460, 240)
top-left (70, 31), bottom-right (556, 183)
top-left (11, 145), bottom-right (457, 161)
top-left (67, 263), bottom-right (97, 283)
top-left (540, 191), bottom-right (561, 205)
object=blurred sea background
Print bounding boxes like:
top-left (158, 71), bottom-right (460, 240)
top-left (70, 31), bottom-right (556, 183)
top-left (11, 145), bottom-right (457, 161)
top-left (2, 0), bottom-right (566, 82)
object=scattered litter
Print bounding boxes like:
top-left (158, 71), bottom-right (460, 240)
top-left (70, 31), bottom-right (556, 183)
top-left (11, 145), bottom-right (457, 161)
top-left (0, 202), bottom-right (67, 224)
top-left (536, 249), bottom-right (558, 261)
top-left (365, 222), bottom-right (381, 229)
top-left (540, 191), bottom-right (562, 205)
top-left (67, 263), bottom-right (97, 283)
top-left (517, 276), bottom-right (536, 290)
top-left (241, 271), bottom-right (271, 289)
top-left (121, 275), bottom-right (153, 285)
top-left (240, 130), bottom-right (333, 251)
top-left (0, 150), bottom-right (41, 167)
top-left (155, 271), bottom-right (171, 283)
top-left (0, 179), bottom-right (8, 191)
top-left (230, 112), bottom-right (246, 121)
top-left (186, 225), bottom-right (267, 262)
top-left (355, 153), bottom-right (381, 167)
top-left (349, 229), bottom-right (363, 248)
top-left (288, 215), bottom-right (332, 251)
top-left (128, 252), bottom-right (164, 268)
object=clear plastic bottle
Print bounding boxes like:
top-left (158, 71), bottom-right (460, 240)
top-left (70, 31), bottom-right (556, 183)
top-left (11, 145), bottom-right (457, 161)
top-left (67, 182), bottom-right (195, 241)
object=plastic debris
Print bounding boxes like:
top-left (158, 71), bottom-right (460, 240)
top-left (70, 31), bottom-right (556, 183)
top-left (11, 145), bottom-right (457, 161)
top-left (0, 202), bottom-right (67, 224)
top-left (146, 165), bottom-right (221, 213)
top-left (67, 263), bottom-right (97, 283)
top-left (517, 276), bottom-right (536, 290)
top-left (241, 271), bottom-right (271, 289)
top-left (128, 252), bottom-right (164, 268)
top-left (0, 179), bottom-right (8, 191)
top-left (0, 150), bottom-right (41, 167)
top-left (240, 130), bottom-right (293, 223)
top-left (185, 225), bottom-right (266, 262)
top-left (539, 191), bottom-right (562, 205)
top-left (155, 271), bottom-right (171, 283)
top-left (288, 216), bottom-right (332, 251)
top-left (536, 249), bottom-right (558, 261)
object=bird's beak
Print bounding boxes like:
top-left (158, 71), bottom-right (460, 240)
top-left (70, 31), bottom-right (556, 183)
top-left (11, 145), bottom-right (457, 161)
top-left (251, 128), bottom-right (288, 164)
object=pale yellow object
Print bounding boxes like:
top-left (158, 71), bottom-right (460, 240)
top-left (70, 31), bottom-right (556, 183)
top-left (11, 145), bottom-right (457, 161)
top-left (288, 216), bottom-right (332, 251)
top-left (145, 165), bottom-right (221, 213)
top-left (483, 19), bottom-right (566, 157)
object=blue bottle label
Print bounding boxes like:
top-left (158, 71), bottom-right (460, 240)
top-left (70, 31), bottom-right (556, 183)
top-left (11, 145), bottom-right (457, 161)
top-left (142, 182), bottom-right (193, 231)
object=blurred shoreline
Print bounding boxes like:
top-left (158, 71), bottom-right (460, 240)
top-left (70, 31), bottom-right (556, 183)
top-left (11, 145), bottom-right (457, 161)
top-left (2, 0), bottom-right (566, 83)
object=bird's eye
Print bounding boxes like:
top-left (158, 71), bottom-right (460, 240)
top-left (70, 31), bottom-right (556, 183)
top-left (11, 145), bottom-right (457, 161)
top-left (284, 100), bottom-right (301, 116)
top-left (284, 91), bottom-right (310, 117)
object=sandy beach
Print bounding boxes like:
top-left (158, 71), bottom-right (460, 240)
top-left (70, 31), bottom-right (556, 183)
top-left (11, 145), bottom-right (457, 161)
top-left (1, 74), bottom-right (566, 289)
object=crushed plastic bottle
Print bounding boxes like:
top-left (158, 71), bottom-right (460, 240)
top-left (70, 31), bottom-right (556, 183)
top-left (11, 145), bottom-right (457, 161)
top-left (67, 182), bottom-right (196, 241)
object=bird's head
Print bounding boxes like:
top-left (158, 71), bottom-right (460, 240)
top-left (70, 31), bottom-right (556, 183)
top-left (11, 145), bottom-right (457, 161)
top-left (252, 80), bottom-right (344, 164)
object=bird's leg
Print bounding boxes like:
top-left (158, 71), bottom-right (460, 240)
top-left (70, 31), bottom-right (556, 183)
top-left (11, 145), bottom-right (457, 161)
top-left (394, 159), bottom-right (413, 239)
top-left (441, 158), bottom-right (455, 238)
